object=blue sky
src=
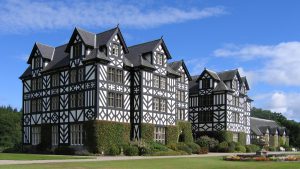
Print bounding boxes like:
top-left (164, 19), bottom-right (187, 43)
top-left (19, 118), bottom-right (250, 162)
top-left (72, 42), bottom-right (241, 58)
top-left (1, 0), bottom-right (300, 121)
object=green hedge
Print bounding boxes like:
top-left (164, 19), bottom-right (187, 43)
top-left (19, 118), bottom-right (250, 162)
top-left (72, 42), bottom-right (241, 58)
top-left (196, 131), bottom-right (233, 143)
top-left (166, 125), bottom-right (179, 145)
top-left (141, 123), bottom-right (155, 143)
top-left (238, 132), bottom-right (246, 145)
top-left (177, 121), bottom-right (193, 143)
top-left (84, 120), bottom-right (130, 153)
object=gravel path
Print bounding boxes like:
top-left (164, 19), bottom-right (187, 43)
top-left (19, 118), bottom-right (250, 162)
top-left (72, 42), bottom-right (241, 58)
top-left (0, 152), bottom-right (297, 165)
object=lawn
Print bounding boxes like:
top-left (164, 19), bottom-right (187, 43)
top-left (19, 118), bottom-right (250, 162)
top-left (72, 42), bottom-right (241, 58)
top-left (1, 156), bottom-right (300, 169)
top-left (0, 153), bottom-right (92, 160)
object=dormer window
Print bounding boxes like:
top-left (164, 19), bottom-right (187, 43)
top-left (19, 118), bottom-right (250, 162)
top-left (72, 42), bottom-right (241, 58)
top-left (112, 44), bottom-right (119, 56)
top-left (157, 53), bottom-right (163, 65)
top-left (202, 79), bottom-right (210, 89)
top-left (73, 43), bottom-right (82, 58)
top-left (34, 58), bottom-right (41, 68)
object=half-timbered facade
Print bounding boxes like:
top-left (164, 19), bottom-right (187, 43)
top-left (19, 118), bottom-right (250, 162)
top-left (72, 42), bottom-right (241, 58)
top-left (20, 27), bottom-right (191, 148)
top-left (189, 69), bottom-right (252, 144)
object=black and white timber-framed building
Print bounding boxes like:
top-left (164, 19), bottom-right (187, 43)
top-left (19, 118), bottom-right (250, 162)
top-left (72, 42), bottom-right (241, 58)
top-left (189, 69), bottom-right (252, 144)
top-left (20, 27), bottom-right (191, 147)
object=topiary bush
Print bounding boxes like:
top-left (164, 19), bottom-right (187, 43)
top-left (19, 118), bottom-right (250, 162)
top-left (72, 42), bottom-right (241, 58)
top-left (124, 145), bottom-right (139, 156)
top-left (238, 132), bottom-right (246, 146)
top-left (177, 121), bottom-right (193, 143)
top-left (165, 125), bottom-right (179, 145)
top-left (176, 142), bottom-right (192, 154)
top-left (228, 141), bottom-right (237, 152)
top-left (105, 145), bottom-right (120, 156)
top-left (218, 141), bottom-right (229, 152)
top-left (195, 136), bottom-right (219, 152)
top-left (141, 124), bottom-right (155, 143)
top-left (148, 142), bottom-right (169, 152)
top-left (245, 144), bottom-right (260, 153)
top-left (235, 145), bottom-right (246, 153)
top-left (186, 142), bottom-right (201, 154)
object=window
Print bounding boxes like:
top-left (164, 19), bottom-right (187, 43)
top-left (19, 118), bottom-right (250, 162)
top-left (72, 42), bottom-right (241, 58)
top-left (78, 68), bottom-right (84, 82)
top-left (32, 79), bottom-right (37, 91)
top-left (37, 78), bottom-right (42, 90)
top-left (32, 126), bottom-right (41, 145)
top-left (108, 92), bottom-right (114, 107)
top-left (233, 133), bottom-right (239, 142)
top-left (180, 73), bottom-right (185, 83)
top-left (177, 109), bottom-right (185, 120)
top-left (200, 95), bottom-right (213, 106)
top-left (52, 74), bottom-right (59, 87)
top-left (115, 93), bottom-right (123, 108)
top-left (31, 100), bottom-right (37, 113)
top-left (160, 77), bottom-right (166, 89)
top-left (177, 90), bottom-right (185, 102)
top-left (153, 98), bottom-right (159, 111)
top-left (202, 79), bottom-right (210, 89)
top-left (35, 57), bottom-right (41, 68)
top-left (108, 67), bottom-right (114, 82)
top-left (78, 92), bottom-right (84, 107)
top-left (232, 112), bottom-right (239, 123)
top-left (154, 127), bottom-right (165, 144)
top-left (52, 126), bottom-right (58, 146)
top-left (70, 94), bottom-right (76, 108)
top-left (37, 99), bottom-right (42, 112)
top-left (73, 43), bottom-right (82, 58)
top-left (153, 75), bottom-right (159, 88)
top-left (199, 111), bottom-right (213, 122)
top-left (51, 96), bottom-right (59, 110)
top-left (112, 44), bottom-right (119, 56)
top-left (160, 99), bottom-right (166, 112)
top-left (116, 69), bottom-right (123, 83)
top-left (157, 53), bottom-right (163, 65)
top-left (70, 124), bottom-right (83, 145)
top-left (70, 70), bottom-right (77, 83)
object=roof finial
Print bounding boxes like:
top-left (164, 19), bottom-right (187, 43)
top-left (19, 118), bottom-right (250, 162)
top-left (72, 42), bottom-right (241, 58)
top-left (204, 67), bottom-right (207, 70)
top-left (117, 23), bottom-right (119, 28)
top-left (160, 35), bottom-right (163, 39)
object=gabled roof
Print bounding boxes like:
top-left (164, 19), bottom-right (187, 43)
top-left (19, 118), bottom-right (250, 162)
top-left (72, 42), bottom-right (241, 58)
top-left (96, 27), bottom-right (129, 53)
top-left (167, 66), bottom-right (180, 77)
top-left (250, 117), bottom-right (286, 136)
top-left (217, 69), bottom-right (240, 81)
top-left (42, 44), bottom-right (69, 72)
top-left (27, 42), bottom-right (55, 64)
top-left (168, 60), bottom-right (192, 80)
top-left (241, 76), bottom-right (250, 90)
top-left (197, 69), bottom-right (220, 81)
top-left (65, 27), bottom-right (95, 52)
top-left (19, 66), bottom-right (31, 79)
top-left (189, 75), bottom-right (199, 93)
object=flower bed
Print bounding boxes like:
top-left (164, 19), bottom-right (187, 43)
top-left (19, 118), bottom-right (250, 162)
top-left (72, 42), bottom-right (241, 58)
top-left (224, 155), bottom-right (300, 162)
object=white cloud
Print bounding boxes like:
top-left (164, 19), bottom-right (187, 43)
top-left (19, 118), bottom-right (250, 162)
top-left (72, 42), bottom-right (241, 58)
top-left (253, 92), bottom-right (300, 121)
top-left (214, 42), bottom-right (300, 86)
top-left (0, 0), bottom-right (226, 33)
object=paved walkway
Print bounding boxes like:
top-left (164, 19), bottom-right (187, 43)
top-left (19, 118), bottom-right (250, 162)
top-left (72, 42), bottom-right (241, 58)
top-left (0, 152), bottom-right (297, 165)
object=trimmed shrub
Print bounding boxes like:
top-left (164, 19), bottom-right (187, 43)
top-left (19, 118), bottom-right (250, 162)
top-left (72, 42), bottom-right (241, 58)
top-left (167, 143), bottom-right (178, 151)
top-left (165, 125), bottom-right (179, 145)
top-left (186, 142), bottom-right (201, 154)
top-left (105, 145), bottom-right (120, 156)
top-left (218, 141), bottom-right (229, 152)
top-left (246, 144), bottom-right (260, 153)
top-left (148, 142), bottom-right (169, 152)
top-left (198, 147), bottom-right (209, 154)
top-left (176, 142), bottom-right (192, 154)
top-left (84, 120), bottom-right (130, 153)
top-left (195, 136), bottom-right (219, 151)
top-left (228, 141), bottom-right (238, 152)
top-left (238, 132), bottom-right (246, 146)
top-left (151, 150), bottom-right (187, 156)
top-left (195, 131), bottom-right (233, 143)
top-left (141, 124), bottom-right (155, 143)
top-left (177, 121), bottom-right (193, 143)
top-left (54, 146), bottom-right (75, 155)
top-left (124, 145), bottom-right (139, 156)
top-left (235, 145), bottom-right (246, 153)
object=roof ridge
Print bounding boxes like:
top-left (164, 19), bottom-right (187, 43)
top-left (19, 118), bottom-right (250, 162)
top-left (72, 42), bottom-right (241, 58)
top-left (96, 27), bottom-right (118, 35)
top-left (128, 39), bottom-right (161, 48)
top-left (217, 69), bottom-right (237, 74)
top-left (250, 117), bottom-right (276, 122)
top-left (75, 27), bottom-right (96, 35)
top-left (35, 42), bottom-right (54, 48)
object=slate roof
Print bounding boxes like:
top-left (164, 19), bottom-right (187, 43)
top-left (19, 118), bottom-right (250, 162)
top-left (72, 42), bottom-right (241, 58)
top-left (168, 60), bottom-right (192, 80)
top-left (217, 69), bottom-right (239, 81)
top-left (250, 117), bottom-right (287, 136)
top-left (42, 44), bottom-right (69, 72)
top-left (83, 48), bottom-right (111, 63)
top-left (206, 69), bottom-right (221, 80)
top-left (241, 76), bottom-right (250, 90)
top-left (212, 81), bottom-right (232, 92)
top-left (27, 43), bottom-right (55, 64)
top-left (167, 66), bottom-right (180, 77)
top-left (76, 27), bottom-right (95, 47)
top-left (189, 75), bottom-right (199, 93)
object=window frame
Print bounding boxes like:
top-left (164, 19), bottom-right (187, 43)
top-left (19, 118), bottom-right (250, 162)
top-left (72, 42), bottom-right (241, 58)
top-left (160, 77), bottom-right (166, 89)
top-left (70, 94), bottom-right (76, 108)
top-left (153, 97), bottom-right (160, 111)
top-left (154, 127), bottom-right (165, 144)
top-left (73, 43), bottom-right (82, 58)
top-left (160, 99), bottom-right (166, 112)
top-left (156, 53), bottom-right (163, 65)
top-left (70, 124), bottom-right (83, 146)
top-left (108, 92), bottom-right (114, 107)
top-left (153, 75), bottom-right (159, 88)
top-left (112, 44), bottom-right (119, 57)
top-left (52, 73), bottom-right (60, 87)
top-left (52, 125), bottom-right (58, 146)
top-left (78, 68), bottom-right (84, 82)
top-left (32, 126), bottom-right (41, 145)
top-left (78, 92), bottom-right (84, 108)
top-left (70, 69), bottom-right (77, 84)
